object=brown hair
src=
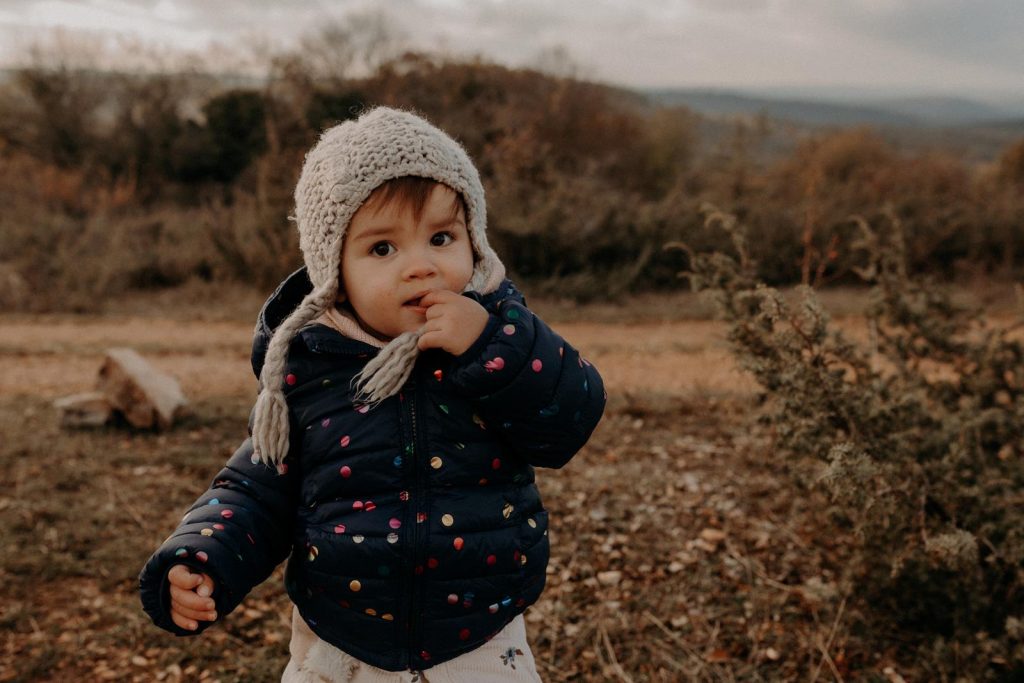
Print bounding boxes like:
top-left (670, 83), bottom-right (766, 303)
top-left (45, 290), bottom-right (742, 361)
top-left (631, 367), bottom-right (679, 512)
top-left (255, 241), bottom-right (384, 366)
top-left (360, 176), bottom-right (467, 225)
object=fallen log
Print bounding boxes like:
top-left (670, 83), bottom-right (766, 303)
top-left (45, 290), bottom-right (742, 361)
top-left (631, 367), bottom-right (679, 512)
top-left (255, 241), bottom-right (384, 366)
top-left (53, 392), bottom-right (114, 428)
top-left (95, 347), bottom-right (189, 430)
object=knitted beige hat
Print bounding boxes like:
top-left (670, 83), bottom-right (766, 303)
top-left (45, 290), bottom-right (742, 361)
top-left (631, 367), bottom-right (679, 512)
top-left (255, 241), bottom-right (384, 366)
top-left (251, 106), bottom-right (505, 465)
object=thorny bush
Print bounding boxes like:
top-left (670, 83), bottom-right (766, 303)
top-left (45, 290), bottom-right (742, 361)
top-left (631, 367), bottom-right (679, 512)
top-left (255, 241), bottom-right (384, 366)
top-left (676, 207), bottom-right (1024, 680)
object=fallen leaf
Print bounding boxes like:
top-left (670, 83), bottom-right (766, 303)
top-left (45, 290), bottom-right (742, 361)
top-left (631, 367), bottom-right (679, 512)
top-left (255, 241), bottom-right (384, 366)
top-left (706, 648), bottom-right (730, 663)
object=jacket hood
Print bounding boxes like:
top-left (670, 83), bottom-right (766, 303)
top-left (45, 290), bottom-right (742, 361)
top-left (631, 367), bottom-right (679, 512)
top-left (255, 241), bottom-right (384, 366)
top-left (252, 267), bottom-right (313, 379)
top-left (250, 266), bottom-right (523, 380)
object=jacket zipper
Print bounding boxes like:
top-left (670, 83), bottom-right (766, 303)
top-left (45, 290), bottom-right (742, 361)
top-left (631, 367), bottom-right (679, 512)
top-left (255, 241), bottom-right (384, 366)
top-left (405, 378), bottom-right (424, 668)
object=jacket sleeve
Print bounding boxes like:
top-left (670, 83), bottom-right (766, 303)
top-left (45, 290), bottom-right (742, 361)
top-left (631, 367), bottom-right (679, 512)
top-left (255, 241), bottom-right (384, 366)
top-left (138, 407), bottom-right (300, 636)
top-left (448, 296), bottom-right (606, 469)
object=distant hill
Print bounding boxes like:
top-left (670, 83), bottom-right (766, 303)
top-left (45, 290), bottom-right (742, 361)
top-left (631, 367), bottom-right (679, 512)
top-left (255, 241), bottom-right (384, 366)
top-left (866, 96), bottom-right (1016, 126)
top-left (644, 87), bottom-right (1024, 129)
top-left (968, 117), bottom-right (1024, 133)
top-left (640, 88), bottom-right (1024, 165)
top-left (645, 88), bottom-right (920, 127)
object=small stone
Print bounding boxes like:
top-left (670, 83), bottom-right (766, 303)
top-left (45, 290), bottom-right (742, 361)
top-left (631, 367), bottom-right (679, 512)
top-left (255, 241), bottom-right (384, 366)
top-left (700, 528), bottom-right (726, 543)
top-left (670, 615), bottom-right (689, 628)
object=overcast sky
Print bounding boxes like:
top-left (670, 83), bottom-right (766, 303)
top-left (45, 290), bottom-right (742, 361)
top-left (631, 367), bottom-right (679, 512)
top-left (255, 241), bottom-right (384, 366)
top-left (1, 0), bottom-right (1022, 105)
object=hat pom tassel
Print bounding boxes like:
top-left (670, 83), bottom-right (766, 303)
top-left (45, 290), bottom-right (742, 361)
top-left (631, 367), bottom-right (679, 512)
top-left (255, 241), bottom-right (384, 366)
top-left (251, 386), bottom-right (291, 466)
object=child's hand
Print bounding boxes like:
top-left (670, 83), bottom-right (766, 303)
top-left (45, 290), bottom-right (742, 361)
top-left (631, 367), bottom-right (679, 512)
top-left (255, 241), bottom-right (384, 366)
top-left (417, 290), bottom-right (489, 356)
top-left (167, 564), bottom-right (217, 631)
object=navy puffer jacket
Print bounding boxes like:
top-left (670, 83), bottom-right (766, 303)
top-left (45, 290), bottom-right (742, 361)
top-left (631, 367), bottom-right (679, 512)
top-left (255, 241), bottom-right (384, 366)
top-left (139, 267), bottom-right (606, 671)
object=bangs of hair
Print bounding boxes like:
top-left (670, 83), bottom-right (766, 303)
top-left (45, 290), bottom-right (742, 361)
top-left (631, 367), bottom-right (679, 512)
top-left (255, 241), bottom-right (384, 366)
top-left (361, 176), bottom-right (466, 224)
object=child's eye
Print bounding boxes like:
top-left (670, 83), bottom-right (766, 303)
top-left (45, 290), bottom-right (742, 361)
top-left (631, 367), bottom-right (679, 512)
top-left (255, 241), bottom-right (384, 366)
top-left (431, 231), bottom-right (455, 247)
top-left (370, 242), bottom-right (395, 257)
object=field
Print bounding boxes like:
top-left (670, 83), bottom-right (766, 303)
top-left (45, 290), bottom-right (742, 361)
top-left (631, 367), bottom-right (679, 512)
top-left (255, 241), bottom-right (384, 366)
top-left (1, 286), bottom-right (1009, 682)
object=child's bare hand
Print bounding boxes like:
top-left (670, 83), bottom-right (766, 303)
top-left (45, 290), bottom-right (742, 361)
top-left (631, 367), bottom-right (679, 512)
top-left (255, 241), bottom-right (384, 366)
top-left (167, 564), bottom-right (217, 631)
top-left (417, 290), bottom-right (489, 356)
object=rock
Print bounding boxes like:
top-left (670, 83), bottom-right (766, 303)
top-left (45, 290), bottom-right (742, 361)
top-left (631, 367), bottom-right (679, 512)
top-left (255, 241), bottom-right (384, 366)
top-left (96, 347), bottom-right (189, 430)
top-left (670, 615), bottom-right (689, 628)
top-left (53, 392), bottom-right (113, 428)
top-left (597, 570), bottom-right (622, 586)
top-left (700, 528), bottom-right (727, 543)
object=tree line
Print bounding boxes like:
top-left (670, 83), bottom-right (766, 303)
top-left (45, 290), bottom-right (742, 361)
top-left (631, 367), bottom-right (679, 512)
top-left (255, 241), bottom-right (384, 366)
top-left (2, 38), bottom-right (1023, 311)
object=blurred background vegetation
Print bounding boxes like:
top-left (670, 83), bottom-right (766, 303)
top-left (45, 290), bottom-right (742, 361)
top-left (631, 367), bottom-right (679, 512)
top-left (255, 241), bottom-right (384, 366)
top-left (1, 19), bottom-right (1023, 312)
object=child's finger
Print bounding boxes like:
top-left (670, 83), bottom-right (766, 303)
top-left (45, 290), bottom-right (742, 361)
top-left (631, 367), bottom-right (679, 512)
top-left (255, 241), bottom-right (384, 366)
top-left (170, 584), bottom-right (215, 612)
top-left (424, 302), bottom-right (447, 320)
top-left (417, 330), bottom-right (443, 351)
top-left (196, 573), bottom-right (215, 598)
top-left (171, 610), bottom-right (200, 631)
top-left (167, 564), bottom-right (202, 589)
top-left (419, 319), bottom-right (443, 335)
top-left (419, 289), bottom-right (456, 308)
top-left (172, 602), bottom-right (217, 623)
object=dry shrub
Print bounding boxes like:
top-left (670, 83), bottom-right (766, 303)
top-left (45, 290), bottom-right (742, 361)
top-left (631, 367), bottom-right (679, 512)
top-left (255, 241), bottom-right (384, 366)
top-left (679, 208), bottom-right (1024, 680)
top-left (205, 190), bottom-right (301, 290)
top-left (0, 149), bottom-right (298, 311)
top-left (997, 137), bottom-right (1024, 186)
top-left (3, 206), bottom-right (216, 311)
top-left (746, 128), bottom-right (1024, 285)
top-left (780, 127), bottom-right (894, 189)
top-left (4, 23), bottom-right (1024, 309)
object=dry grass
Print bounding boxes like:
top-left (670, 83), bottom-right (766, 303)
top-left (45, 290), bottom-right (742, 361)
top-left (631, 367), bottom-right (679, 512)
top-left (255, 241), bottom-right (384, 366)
top-left (0, 317), bottom-right (753, 401)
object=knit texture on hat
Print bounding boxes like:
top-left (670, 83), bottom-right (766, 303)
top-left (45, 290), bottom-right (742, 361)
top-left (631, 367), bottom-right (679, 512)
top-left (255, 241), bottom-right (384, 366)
top-left (251, 106), bottom-right (505, 465)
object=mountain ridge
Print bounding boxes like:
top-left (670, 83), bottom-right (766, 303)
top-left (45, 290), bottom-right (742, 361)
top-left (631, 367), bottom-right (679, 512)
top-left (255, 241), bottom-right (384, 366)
top-left (643, 87), bottom-right (1024, 128)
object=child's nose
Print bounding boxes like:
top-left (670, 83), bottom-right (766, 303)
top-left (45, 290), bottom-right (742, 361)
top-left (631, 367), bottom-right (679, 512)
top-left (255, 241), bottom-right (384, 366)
top-left (401, 251), bottom-right (438, 280)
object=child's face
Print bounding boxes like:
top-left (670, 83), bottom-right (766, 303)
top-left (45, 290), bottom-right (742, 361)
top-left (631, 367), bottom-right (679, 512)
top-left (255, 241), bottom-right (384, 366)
top-left (340, 183), bottom-right (475, 342)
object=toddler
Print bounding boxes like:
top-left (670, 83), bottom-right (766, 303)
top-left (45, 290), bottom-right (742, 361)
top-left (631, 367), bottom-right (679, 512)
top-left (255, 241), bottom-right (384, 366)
top-left (139, 107), bottom-right (606, 682)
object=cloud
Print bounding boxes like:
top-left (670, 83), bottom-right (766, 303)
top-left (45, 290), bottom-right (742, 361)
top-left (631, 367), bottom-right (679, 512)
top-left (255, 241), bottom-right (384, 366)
top-left (0, 0), bottom-right (1020, 99)
top-left (795, 0), bottom-right (1023, 77)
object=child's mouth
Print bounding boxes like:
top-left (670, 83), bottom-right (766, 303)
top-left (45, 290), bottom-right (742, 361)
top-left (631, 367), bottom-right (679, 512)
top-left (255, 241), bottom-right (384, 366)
top-left (404, 296), bottom-right (425, 308)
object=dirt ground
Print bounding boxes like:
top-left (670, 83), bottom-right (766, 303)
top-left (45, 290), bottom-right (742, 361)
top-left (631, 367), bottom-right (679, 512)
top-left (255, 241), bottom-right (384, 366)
top-left (0, 309), bottom-right (925, 682)
top-left (0, 317), bottom-right (757, 400)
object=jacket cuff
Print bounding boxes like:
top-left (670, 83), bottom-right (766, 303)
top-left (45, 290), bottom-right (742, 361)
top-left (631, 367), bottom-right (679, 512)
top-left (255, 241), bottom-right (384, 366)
top-left (448, 300), bottom-right (537, 398)
top-left (139, 544), bottom-right (233, 636)
top-left (451, 313), bottom-right (502, 368)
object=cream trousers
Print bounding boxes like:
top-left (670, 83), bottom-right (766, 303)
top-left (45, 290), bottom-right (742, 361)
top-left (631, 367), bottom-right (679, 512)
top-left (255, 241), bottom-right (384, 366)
top-left (281, 606), bottom-right (543, 683)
